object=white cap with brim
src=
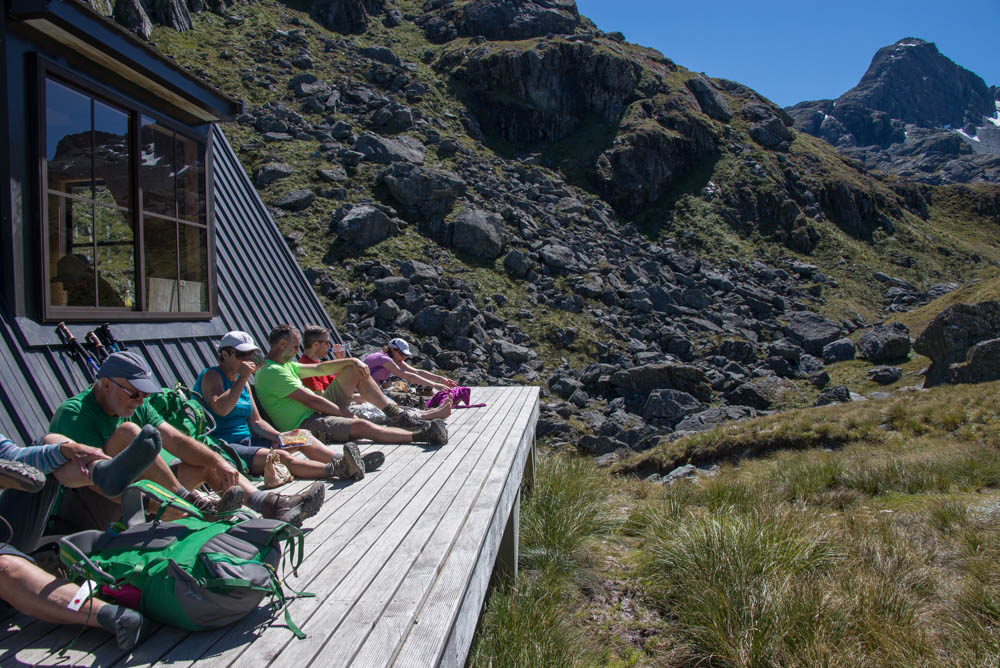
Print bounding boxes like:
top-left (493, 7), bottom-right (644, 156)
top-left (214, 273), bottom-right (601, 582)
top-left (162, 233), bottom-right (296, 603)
top-left (388, 337), bottom-right (413, 357)
top-left (220, 331), bottom-right (260, 352)
top-left (97, 351), bottom-right (161, 395)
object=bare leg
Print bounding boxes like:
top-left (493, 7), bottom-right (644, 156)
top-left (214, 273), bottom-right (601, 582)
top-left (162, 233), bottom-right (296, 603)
top-left (0, 555), bottom-right (107, 628)
top-left (174, 462), bottom-right (208, 490)
top-left (348, 419), bottom-right (415, 444)
top-left (335, 366), bottom-right (393, 410)
top-left (420, 396), bottom-right (452, 420)
top-left (298, 439), bottom-right (337, 462)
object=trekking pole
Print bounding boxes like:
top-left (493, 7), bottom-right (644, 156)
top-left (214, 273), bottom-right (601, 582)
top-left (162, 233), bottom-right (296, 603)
top-left (96, 323), bottom-right (125, 352)
top-left (85, 331), bottom-right (110, 362)
top-left (55, 322), bottom-right (100, 382)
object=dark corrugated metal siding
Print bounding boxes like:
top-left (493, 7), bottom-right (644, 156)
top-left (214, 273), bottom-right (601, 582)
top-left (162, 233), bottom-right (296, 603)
top-left (0, 125), bottom-right (338, 444)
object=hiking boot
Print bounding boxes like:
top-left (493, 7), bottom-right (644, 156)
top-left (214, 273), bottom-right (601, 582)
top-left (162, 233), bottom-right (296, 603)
top-left (182, 485), bottom-right (244, 519)
top-left (385, 409), bottom-right (427, 432)
top-left (414, 418), bottom-right (448, 446)
top-left (260, 481), bottom-right (325, 527)
top-left (362, 451), bottom-right (384, 471)
top-left (0, 459), bottom-right (46, 493)
top-left (327, 443), bottom-right (365, 481)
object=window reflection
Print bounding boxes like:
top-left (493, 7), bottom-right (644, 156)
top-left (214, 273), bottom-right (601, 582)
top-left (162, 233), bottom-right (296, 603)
top-left (143, 216), bottom-right (178, 311)
top-left (46, 79), bottom-right (92, 198)
top-left (94, 100), bottom-right (131, 211)
top-left (44, 75), bottom-right (210, 317)
top-left (140, 117), bottom-right (175, 218)
top-left (179, 224), bottom-right (208, 311)
top-left (176, 135), bottom-right (205, 224)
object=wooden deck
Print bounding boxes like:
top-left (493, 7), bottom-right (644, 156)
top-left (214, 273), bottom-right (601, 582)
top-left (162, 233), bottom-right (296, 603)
top-left (0, 385), bottom-right (539, 667)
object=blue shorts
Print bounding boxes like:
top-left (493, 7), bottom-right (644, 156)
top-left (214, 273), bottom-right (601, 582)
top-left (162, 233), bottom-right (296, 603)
top-left (227, 436), bottom-right (275, 470)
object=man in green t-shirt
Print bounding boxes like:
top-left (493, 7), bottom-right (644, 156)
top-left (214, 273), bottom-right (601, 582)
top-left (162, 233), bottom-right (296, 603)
top-left (50, 351), bottom-right (326, 527)
top-left (255, 324), bottom-right (448, 446)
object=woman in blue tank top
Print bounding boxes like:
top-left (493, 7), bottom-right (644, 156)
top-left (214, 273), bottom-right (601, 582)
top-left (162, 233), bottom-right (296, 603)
top-left (195, 331), bottom-right (382, 481)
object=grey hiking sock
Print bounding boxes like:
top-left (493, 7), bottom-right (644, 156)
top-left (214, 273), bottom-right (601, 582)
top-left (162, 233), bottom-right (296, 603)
top-left (91, 425), bottom-right (162, 497)
top-left (247, 490), bottom-right (268, 512)
top-left (382, 402), bottom-right (402, 418)
top-left (96, 604), bottom-right (150, 650)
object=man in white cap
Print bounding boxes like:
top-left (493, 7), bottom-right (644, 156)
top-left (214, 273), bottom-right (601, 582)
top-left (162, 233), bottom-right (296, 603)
top-left (50, 351), bottom-right (324, 527)
top-left (256, 324), bottom-right (449, 446)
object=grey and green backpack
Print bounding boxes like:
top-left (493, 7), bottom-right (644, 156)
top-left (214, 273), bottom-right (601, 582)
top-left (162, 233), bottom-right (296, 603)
top-left (58, 480), bottom-right (311, 637)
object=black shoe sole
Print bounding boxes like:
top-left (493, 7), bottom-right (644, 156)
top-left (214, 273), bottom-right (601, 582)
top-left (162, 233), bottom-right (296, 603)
top-left (0, 459), bottom-right (46, 493)
top-left (362, 452), bottom-right (384, 471)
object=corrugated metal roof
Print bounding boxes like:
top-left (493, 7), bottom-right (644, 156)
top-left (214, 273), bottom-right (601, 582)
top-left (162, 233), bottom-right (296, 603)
top-left (0, 125), bottom-right (339, 445)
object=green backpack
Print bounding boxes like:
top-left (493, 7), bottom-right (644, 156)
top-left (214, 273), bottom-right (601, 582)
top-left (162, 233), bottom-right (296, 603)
top-left (58, 480), bottom-right (310, 637)
top-left (146, 383), bottom-right (249, 475)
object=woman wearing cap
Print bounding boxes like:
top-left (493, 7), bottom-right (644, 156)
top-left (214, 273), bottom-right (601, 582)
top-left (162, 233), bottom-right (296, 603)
top-left (364, 338), bottom-right (459, 401)
top-left (195, 331), bottom-right (383, 482)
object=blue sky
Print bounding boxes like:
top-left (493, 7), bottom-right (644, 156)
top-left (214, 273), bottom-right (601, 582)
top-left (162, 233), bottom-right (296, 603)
top-left (575, 0), bottom-right (999, 109)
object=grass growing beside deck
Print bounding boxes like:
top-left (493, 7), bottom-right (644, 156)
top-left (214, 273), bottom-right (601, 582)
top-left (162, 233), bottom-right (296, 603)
top-left (469, 455), bottom-right (615, 667)
top-left (473, 381), bottom-right (1000, 666)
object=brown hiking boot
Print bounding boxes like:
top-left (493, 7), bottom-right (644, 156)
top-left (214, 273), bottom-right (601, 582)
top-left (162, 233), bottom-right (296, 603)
top-left (414, 418), bottom-right (448, 445)
top-left (260, 481), bottom-right (326, 526)
top-left (182, 485), bottom-right (244, 519)
top-left (326, 443), bottom-right (365, 481)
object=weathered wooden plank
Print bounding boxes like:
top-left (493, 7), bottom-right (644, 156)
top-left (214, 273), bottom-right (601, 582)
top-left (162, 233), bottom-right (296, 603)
top-left (0, 386), bottom-right (537, 668)
top-left (223, 387), bottom-right (518, 668)
top-left (345, 386), bottom-right (534, 667)
top-left (169, 390), bottom-right (498, 666)
top-left (0, 615), bottom-right (60, 664)
top-left (141, 436), bottom-right (448, 667)
top-left (393, 387), bottom-right (539, 667)
top-left (289, 387), bottom-right (529, 667)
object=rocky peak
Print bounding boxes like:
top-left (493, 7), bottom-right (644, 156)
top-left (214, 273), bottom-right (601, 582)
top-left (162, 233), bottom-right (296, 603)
top-left (787, 38), bottom-right (1000, 185)
top-left (851, 38), bottom-right (993, 129)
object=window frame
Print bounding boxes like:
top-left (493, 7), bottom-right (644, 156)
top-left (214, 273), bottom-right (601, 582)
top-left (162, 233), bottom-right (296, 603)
top-left (37, 58), bottom-right (217, 322)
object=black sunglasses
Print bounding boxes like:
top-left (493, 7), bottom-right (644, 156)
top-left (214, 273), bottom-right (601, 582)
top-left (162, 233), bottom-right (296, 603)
top-left (108, 377), bottom-right (147, 400)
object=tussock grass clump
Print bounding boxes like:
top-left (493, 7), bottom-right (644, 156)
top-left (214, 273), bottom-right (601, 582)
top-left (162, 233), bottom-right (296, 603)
top-left (620, 381), bottom-right (1000, 665)
top-left (639, 507), bottom-right (842, 666)
top-left (468, 574), bottom-right (585, 668)
top-left (520, 455), bottom-right (617, 575)
top-left (469, 454), bottom-right (613, 667)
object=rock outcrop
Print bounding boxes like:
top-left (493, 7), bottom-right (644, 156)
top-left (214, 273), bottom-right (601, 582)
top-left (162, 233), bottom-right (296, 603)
top-left (913, 301), bottom-right (1000, 386)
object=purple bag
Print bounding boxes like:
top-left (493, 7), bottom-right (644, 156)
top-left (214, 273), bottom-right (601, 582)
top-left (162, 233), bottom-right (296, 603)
top-left (426, 386), bottom-right (472, 408)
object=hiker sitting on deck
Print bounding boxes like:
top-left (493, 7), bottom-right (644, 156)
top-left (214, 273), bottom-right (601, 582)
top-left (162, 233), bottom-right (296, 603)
top-left (365, 337), bottom-right (458, 395)
top-left (255, 324), bottom-right (449, 446)
top-left (298, 326), bottom-right (452, 422)
top-left (49, 351), bottom-right (325, 527)
top-left (0, 436), bottom-right (156, 650)
top-left (195, 330), bottom-right (384, 482)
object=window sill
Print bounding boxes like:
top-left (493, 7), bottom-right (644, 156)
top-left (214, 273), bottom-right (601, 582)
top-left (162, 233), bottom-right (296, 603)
top-left (14, 314), bottom-right (227, 347)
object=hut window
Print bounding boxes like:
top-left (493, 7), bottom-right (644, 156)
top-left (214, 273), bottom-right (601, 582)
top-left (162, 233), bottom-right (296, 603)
top-left (42, 71), bottom-right (212, 320)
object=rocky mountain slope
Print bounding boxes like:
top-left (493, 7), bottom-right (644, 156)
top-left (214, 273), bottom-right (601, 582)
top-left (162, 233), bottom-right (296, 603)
top-left (89, 0), bottom-right (1000, 456)
top-left (788, 38), bottom-right (1000, 185)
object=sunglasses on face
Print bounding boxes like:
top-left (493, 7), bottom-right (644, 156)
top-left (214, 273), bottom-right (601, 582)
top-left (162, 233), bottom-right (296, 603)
top-left (109, 377), bottom-right (147, 400)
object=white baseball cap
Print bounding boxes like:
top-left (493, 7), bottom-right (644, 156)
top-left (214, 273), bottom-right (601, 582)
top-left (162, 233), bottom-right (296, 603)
top-left (388, 338), bottom-right (413, 356)
top-left (219, 331), bottom-right (260, 352)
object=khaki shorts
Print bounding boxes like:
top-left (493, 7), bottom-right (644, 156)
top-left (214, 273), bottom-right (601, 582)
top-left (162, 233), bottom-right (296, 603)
top-left (300, 413), bottom-right (353, 443)
top-left (322, 374), bottom-right (353, 413)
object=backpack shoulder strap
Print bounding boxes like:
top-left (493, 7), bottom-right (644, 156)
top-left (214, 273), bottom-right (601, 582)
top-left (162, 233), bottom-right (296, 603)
top-left (121, 480), bottom-right (205, 525)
